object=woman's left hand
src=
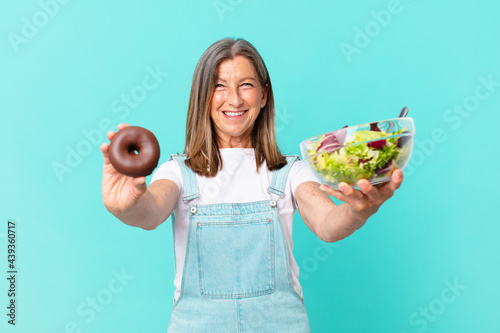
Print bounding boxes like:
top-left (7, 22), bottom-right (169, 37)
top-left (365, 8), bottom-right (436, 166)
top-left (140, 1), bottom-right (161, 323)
top-left (319, 169), bottom-right (404, 222)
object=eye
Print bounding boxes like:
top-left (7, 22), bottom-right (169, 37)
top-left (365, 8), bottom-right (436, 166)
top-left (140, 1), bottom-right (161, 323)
top-left (241, 82), bottom-right (254, 87)
top-left (215, 83), bottom-right (225, 89)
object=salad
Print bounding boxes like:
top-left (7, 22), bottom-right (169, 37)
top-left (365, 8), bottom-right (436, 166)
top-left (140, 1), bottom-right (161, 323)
top-left (307, 123), bottom-right (411, 186)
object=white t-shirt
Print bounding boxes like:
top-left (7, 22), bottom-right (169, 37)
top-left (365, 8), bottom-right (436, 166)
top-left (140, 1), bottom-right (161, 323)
top-left (151, 148), bottom-right (320, 302)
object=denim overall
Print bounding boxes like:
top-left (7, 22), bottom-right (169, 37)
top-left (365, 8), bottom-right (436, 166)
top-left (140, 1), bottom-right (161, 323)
top-left (167, 155), bottom-right (310, 332)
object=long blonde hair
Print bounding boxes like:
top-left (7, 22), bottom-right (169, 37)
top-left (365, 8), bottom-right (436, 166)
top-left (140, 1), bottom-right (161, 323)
top-left (184, 38), bottom-right (286, 177)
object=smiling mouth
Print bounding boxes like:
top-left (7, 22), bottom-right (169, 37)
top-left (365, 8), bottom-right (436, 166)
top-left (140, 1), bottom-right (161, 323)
top-left (222, 110), bottom-right (247, 117)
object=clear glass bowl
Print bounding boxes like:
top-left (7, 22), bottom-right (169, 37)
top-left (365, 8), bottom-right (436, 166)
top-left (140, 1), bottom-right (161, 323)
top-left (299, 117), bottom-right (415, 189)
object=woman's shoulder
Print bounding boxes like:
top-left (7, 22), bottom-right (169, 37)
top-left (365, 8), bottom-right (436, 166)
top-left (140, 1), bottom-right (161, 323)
top-left (288, 158), bottom-right (320, 187)
top-left (159, 156), bottom-right (183, 170)
top-left (150, 157), bottom-right (183, 187)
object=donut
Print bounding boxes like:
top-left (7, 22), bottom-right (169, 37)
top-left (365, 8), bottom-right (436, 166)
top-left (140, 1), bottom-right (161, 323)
top-left (108, 126), bottom-right (160, 177)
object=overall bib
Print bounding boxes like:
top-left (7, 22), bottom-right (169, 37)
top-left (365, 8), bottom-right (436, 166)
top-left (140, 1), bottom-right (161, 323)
top-left (167, 155), bottom-right (310, 332)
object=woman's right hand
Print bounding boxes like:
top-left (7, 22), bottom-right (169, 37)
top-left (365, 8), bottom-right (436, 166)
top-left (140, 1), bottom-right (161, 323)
top-left (100, 123), bottom-right (147, 215)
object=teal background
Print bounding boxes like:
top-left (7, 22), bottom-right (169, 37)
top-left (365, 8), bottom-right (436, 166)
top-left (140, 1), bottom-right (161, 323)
top-left (1, 0), bottom-right (499, 332)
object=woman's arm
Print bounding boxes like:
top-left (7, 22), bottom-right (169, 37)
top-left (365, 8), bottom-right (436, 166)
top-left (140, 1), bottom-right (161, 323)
top-left (105, 179), bottom-right (179, 230)
top-left (295, 170), bottom-right (404, 242)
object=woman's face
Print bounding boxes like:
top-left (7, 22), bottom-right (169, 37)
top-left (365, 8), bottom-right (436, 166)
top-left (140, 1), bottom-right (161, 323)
top-left (210, 55), bottom-right (268, 148)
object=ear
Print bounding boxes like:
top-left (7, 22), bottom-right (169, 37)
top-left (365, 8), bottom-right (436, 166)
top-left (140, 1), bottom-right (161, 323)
top-left (260, 83), bottom-right (269, 108)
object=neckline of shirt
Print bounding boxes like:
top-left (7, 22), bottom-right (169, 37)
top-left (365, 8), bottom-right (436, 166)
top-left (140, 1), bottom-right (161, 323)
top-left (219, 148), bottom-right (254, 153)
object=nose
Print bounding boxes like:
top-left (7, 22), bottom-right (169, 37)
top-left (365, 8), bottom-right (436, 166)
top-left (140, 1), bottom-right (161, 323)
top-left (227, 86), bottom-right (243, 107)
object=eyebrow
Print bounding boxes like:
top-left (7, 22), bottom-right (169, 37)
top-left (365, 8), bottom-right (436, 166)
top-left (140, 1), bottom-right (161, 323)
top-left (216, 76), bottom-right (258, 82)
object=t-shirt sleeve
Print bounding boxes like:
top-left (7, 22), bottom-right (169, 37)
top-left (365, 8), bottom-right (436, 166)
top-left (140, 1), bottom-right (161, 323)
top-left (150, 159), bottom-right (183, 192)
top-left (288, 160), bottom-right (321, 209)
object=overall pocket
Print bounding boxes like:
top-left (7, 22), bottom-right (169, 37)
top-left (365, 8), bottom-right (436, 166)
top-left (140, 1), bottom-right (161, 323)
top-left (196, 219), bottom-right (275, 299)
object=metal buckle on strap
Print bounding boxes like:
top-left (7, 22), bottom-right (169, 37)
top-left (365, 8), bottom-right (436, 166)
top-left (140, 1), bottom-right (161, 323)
top-left (187, 196), bottom-right (199, 215)
top-left (267, 188), bottom-right (282, 208)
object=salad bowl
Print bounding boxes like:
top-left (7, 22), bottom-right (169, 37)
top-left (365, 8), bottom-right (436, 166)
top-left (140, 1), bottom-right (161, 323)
top-left (299, 118), bottom-right (415, 189)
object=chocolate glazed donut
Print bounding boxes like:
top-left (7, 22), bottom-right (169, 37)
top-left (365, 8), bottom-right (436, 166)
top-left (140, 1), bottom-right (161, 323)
top-left (108, 126), bottom-right (160, 177)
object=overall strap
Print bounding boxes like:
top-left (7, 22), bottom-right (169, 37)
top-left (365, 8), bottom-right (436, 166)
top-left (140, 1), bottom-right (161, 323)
top-left (169, 155), bottom-right (200, 203)
top-left (268, 155), bottom-right (300, 198)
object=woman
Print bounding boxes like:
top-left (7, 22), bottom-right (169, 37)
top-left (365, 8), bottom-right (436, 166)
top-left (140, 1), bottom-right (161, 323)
top-left (101, 38), bottom-right (403, 332)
